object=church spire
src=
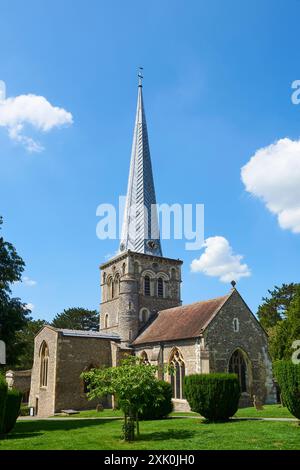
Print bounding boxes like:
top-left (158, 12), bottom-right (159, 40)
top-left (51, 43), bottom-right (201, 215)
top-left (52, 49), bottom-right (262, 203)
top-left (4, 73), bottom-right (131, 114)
top-left (120, 70), bottom-right (162, 257)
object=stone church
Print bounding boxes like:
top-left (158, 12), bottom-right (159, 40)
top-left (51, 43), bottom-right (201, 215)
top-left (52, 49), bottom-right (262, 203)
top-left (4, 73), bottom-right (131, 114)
top-left (28, 76), bottom-right (276, 417)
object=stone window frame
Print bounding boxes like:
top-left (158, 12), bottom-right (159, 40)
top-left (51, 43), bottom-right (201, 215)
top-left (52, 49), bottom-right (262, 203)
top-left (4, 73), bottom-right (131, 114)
top-left (140, 350), bottom-right (150, 365)
top-left (155, 272), bottom-right (169, 298)
top-left (104, 313), bottom-right (109, 329)
top-left (39, 341), bottom-right (49, 389)
top-left (228, 348), bottom-right (252, 394)
top-left (139, 307), bottom-right (150, 324)
top-left (233, 317), bottom-right (240, 333)
top-left (106, 275), bottom-right (113, 301)
top-left (168, 347), bottom-right (185, 400)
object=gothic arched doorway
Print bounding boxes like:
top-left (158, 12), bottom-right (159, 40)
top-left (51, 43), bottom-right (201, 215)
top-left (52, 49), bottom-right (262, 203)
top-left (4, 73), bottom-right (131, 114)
top-left (229, 349), bottom-right (249, 393)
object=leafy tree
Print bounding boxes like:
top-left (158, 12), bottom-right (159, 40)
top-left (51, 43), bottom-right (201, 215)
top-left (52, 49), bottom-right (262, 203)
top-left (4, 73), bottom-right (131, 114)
top-left (0, 217), bottom-right (31, 367)
top-left (268, 286), bottom-right (300, 361)
top-left (0, 216), bottom-right (25, 299)
top-left (257, 283), bottom-right (300, 330)
top-left (274, 361), bottom-right (300, 419)
top-left (52, 308), bottom-right (99, 331)
top-left (82, 356), bottom-right (165, 441)
top-left (0, 298), bottom-right (32, 367)
top-left (16, 319), bottom-right (47, 370)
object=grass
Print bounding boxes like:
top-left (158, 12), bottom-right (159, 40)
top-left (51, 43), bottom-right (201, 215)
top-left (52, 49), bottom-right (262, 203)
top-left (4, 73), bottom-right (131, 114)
top-left (52, 404), bottom-right (293, 420)
top-left (235, 404), bottom-right (294, 419)
top-left (1, 415), bottom-right (299, 450)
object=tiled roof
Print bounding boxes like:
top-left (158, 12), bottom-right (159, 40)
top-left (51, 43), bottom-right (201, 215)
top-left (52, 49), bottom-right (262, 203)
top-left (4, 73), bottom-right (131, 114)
top-left (133, 293), bottom-right (231, 345)
top-left (56, 329), bottom-right (120, 340)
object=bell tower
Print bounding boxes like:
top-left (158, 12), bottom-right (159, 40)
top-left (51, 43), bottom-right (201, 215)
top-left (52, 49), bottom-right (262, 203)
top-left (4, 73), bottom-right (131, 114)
top-left (99, 72), bottom-right (182, 345)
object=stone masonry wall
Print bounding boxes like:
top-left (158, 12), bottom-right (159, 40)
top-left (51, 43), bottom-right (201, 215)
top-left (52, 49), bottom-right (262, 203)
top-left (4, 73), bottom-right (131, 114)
top-left (29, 327), bottom-right (58, 417)
top-left (204, 289), bottom-right (276, 405)
top-left (54, 335), bottom-right (114, 413)
top-left (100, 250), bottom-right (182, 344)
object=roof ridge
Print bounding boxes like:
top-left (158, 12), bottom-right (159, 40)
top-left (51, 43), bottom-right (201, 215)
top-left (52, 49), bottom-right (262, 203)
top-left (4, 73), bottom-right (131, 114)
top-left (159, 292), bottom-right (231, 315)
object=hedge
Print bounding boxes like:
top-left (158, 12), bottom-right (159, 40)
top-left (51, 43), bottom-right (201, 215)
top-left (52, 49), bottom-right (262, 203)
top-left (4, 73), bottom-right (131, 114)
top-left (4, 388), bottom-right (22, 434)
top-left (139, 380), bottom-right (173, 420)
top-left (273, 361), bottom-right (300, 419)
top-left (184, 373), bottom-right (240, 421)
top-left (0, 375), bottom-right (8, 435)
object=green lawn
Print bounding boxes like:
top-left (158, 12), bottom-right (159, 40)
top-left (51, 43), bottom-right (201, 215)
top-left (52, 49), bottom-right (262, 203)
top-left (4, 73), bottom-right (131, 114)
top-left (1, 416), bottom-right (299, 450)
top-left (53, 404), bottom-right (292, 420)
top-left (235, 404), bottom-right (294, 419)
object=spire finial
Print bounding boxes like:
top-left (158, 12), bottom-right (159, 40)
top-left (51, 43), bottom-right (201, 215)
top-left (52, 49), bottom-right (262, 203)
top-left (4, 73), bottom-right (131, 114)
top-left (231, 280), bottom-right (236, 289)
top-left (138, 67), bottom-right (143, 87)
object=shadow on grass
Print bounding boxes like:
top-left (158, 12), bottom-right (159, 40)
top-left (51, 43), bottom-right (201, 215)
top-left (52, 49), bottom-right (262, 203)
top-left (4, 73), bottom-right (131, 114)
top-left (4, 432), bottom-right (43, 440)
top-left (10, 418), bottom-right (115, 438)
top-left (136, 429), bottom-right (195, 442)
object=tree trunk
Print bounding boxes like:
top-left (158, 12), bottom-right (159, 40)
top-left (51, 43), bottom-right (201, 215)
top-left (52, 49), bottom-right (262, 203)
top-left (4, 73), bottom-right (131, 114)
top-left (136, 413), bottom-right (140, 437)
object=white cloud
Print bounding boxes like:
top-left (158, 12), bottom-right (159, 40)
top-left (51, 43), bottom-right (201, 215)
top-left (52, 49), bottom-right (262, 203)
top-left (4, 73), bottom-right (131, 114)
top-left (25, 303), bottom-right (35, 311)
top-left (190, 236), bottom-right (251, 283)
top-left (241, 137), bottom-right (300, 233)
top-left (0, 85), bottom-right (73, 152)
top-left (22, 276), bottom-right (37, 287)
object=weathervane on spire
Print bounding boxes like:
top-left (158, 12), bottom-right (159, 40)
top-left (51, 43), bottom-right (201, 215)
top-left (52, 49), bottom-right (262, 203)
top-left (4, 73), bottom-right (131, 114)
top-left (138, 67), bottom-right (144, 87)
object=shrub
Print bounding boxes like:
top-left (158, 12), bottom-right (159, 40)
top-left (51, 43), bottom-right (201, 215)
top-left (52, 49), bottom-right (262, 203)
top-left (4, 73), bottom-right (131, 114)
top-left (3, 389), bottom-right (22, 434)
top-left (274, 361), bottom-right (300, 419)
top-left (139, 380), bottom-right (173, 420)
top-left (19, 404), bottom-right (30, 416)
top-left (184, 373), bottom-right (240, 422)
top-left (0, 376), bottom-right (8, 435)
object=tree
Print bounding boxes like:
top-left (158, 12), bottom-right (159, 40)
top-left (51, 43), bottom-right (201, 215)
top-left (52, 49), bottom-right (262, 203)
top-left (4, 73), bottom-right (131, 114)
top-left (0, 298), bottom-right (32, 367)
top-left (52, 308), bottom-right (99, 331)
top-left (16, 319), bottom-right (47, 370)
top-left (268, 286), bottom-right (300, 361)
top-left (0, 217), bottom-right (31, 367)
top-left (257, 283), bottom-right (300, 330)
top-left (82, 356), bottom-right (165, 441)
top-left (0, 216), bottom-right (25, 299)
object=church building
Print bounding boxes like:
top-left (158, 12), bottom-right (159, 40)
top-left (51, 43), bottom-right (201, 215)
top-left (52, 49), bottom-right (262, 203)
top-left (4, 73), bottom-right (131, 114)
top-left (28, 75), bottom-right (276, 417)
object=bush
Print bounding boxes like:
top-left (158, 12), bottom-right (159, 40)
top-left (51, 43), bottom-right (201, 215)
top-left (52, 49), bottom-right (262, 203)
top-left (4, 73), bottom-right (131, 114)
top-left (0, 376), bottom-right (8, 435)
top-left (19, 404), bottom-right (30, 416)
top-left (274, 361), bottom-right (300, 419)
top-left (3, 389), bottom-right (22, 434)
top-left (184, 373), bottom-right (240, 422)
top-left (139, 380), bottom-right (173, 420)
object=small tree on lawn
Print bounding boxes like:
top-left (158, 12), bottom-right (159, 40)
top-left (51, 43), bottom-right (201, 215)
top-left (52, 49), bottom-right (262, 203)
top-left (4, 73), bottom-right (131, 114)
top-left (81, 355), bottom-right (163, 441)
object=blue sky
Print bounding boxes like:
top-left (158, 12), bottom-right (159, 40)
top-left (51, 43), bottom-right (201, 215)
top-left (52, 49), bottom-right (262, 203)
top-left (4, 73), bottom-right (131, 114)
top-left (1, 0), bottom-right (300, 321)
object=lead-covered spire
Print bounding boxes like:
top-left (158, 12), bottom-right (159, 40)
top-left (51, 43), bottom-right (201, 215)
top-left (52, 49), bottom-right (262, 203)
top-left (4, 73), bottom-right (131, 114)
top-left (120, 71), bottom-right (162, 256)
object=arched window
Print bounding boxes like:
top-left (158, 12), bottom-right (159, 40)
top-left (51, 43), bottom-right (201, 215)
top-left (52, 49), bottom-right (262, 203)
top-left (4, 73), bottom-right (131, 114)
top-left (114, 274), bottom-right (120, 297)
top-left (107, 277), bottom-right (112, 300)
top-left (102, 272), bottom-right (106, 283)
top-left (40, 342), bottom-right (49, 388)
top-left (139, 308), bottom-right (149, 324)
top-left (157, 277), bottom-right (164, 298)
top-left (169, 348), bottom-right (185, 399)
top-left (122, 263), bottom-right (126, 275)
top-left (104, 313), bottom-right (109, 329)
top-left (111, 280), bottom-right (115, 299)
top-left (144, 276), bottom-right (151, 296)
top-left (229, 350), bottom-right (247, 392)
top-left (140, 351), bottom-right (150, 365)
